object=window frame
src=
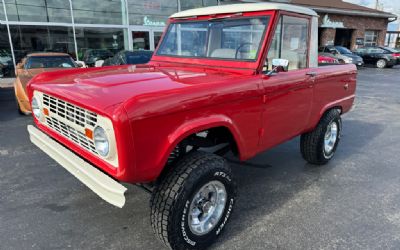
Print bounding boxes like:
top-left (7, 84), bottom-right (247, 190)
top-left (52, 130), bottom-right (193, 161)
top-left (263, 11), bottom-right (311, 72)
top-left (155, 16), bottom-right (270, 62)
top-left (151, 10), bottom-right (278, 71)
top-left (364, 30), bottom-right (378, 47)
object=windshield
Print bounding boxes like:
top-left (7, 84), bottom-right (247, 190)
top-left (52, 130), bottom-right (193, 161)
top-left (336, 46), bottom-right (352, 54)
top-left (26, 56), bottom-right (77, 69)
top-left (157, 17), bottom-right (270, 61)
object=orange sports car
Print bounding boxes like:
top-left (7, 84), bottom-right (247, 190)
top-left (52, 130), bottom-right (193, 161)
top-left (14, 53), bottom-right (80, 114)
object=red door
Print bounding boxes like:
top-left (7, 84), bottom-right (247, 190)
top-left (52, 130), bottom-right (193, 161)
top-left (260, 69), bottom-right (314, 150)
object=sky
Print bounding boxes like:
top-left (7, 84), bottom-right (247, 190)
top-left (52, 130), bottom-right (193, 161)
top-left (344, 0), bottom-right (400, 24)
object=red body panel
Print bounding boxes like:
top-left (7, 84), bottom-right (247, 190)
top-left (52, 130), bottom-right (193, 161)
top-left (27, 10), bottom-right (357, 183)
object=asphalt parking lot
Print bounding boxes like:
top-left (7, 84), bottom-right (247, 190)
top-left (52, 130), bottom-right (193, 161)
top-left (1, 66), bottom-right (400, 250)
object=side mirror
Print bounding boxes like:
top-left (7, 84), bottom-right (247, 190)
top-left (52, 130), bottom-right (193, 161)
top-left (267, 59), bottom-right (289, 76)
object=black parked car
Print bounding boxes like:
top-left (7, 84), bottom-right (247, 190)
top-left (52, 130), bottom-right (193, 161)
top-left (103, 50), bottom-right (153, 66)
top-left (377, 46), bottom-right (400, 64)
top-left (82, 49), bottom-right (114, 67)
top-left (353, 46), bottom-right (398, 68)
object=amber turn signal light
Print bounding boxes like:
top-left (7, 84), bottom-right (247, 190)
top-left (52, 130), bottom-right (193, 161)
top-left (85, 128), bottom-right (93, 140)
top-left (43, 108), bottom-right (49, 116)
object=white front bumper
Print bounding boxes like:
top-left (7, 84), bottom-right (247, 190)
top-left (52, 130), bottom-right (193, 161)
top-left (27, 125), bottom-right (127, 208)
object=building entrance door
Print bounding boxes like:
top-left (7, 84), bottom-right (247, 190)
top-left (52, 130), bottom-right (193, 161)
top-left (129, 26), bottom-right (164, 51)
top-left (335, 28), bottom-right (354, 48)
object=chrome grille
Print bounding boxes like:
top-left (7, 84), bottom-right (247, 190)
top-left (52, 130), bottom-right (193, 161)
top-left (43, 94), bottom-right (98, 128)
top-left (42, 93), bottom-right (99, 155)
top-left (46, 117), bottom-right (98, 154)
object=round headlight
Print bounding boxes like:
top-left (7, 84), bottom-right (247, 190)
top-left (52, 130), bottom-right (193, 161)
top-left (32, 96), bottom-right (41, 119)
top-left (94, 126), bottom-right (109, 157)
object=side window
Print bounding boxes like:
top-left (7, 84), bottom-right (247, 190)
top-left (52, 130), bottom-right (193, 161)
top-left (356, 48), bottom-right (366, 53)
top-left (267, 15), bottom-right (309, 71)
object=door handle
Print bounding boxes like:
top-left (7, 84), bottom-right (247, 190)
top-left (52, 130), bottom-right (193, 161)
top-left (306, 72), bottom-right (317, 77)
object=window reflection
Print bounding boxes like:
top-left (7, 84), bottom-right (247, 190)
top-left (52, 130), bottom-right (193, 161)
top-left (75, 27), bottom-right (127, 66)
top-left (0, 3), bottom-right (5, 20)
top-left (10, 25), bottom-right (76, 62)
top-left (4, 0), bottom-right (72, 23)
top-left (71, 0), bottom-right (124, 25)
top-left (0, 25), bottom-right (14, 77)
top-left (127, 0), bottom-right (178, 25)
top-left (180, 0), bottom-right (203, 10)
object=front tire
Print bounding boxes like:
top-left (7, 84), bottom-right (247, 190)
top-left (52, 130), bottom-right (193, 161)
top-left (151, 152), bottom-right (236, 250)
top-left (300, 109), bottom-right (342, 165)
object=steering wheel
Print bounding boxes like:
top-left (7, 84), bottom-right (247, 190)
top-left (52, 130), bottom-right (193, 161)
top-left (235, 43), bottom-right (255, 59)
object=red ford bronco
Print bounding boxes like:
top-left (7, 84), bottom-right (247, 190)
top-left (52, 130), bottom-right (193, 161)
top-left (27, 3), bottom-right (357, 249)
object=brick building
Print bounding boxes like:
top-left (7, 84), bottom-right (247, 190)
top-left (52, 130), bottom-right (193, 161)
top-left (289, 0), bottom-right (397, 50)
top-left (227, 0), bottom-right (398, 49)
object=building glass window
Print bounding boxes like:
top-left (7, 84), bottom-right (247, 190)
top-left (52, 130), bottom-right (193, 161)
top-left (10, 25), bottom-right (76, 63)
top-left (203, 0), bottom-right (218, 7)
top-left (4, 0), bottom-right (72, 23)
top-left (180, 0), bottom-right (203, 10)
top-left (0, 25), bottom-right (14, 77)
top-left (267, 15), bottom-right (309, 70)
top-left (75, 27), bottom-right (127, 66)
top-left (71, 0), bottom-right (125, 25)
top-left (364, 30), bottom-right (378, 46)
top-left (0, 3), bottom-right (5, 20)
top-left (180, 0), bottom-right (218, 10)
top-left (128, 0), bottom-right (178, 26)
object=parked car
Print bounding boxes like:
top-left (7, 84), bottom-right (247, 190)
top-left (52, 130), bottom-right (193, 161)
top-left (0, 49), bottom-right (13, 77)
top-left (354, 46), bottom-right (399, 68)
top-left (382, 47), bottom-right (400, 64)
top-left (319, 45), bottom-right (364, 67)
top-left (82, 49), bottom-right (114, 67)
top-left (27, 3), bottom-right (357, 250)
top-left (102, 50), bottom-right (153, 66)
top-left (14, 53), bottom-right (79, 114)
top-left (318, 54), bottom-right (339, 65)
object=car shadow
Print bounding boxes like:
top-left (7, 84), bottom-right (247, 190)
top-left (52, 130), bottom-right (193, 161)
top-left (0, 87), bottom-right (31, 122)
top-left (212, 118), bottom-right (383, 247)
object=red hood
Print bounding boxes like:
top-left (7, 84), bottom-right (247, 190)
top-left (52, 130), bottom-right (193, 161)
top-left (28, 64), bottom-right (248, 117)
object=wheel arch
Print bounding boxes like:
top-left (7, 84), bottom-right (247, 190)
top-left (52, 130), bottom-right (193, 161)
top-left (309, 104), bottom-right (343, 131)
top-left (158, 115), bottom-right (245, 173)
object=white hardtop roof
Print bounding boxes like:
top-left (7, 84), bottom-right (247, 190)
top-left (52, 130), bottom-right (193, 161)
top-left (170, 3), bottom-right (318, 18)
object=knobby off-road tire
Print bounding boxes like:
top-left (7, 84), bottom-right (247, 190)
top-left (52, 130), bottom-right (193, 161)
top-left (150, 151), bottom-right (237, 250)
top-left (300, 109), bottom-right (342, 165)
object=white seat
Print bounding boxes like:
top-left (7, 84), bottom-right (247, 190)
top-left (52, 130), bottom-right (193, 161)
top-left (210, 48), bottom-right (236, 59)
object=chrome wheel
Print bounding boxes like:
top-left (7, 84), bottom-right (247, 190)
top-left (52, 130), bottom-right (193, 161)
top-left (188, 180), bottom-right (227, 236)
top-left (377, 59), bottom-right (386, 69)
top-left (324, 121), bottom-right (338, 155)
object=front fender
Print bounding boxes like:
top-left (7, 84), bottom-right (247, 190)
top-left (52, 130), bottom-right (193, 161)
top-left (130, 114), bottom-right (246, 183)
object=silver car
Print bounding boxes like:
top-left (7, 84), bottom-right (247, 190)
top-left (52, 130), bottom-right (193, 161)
top-left (319, 46), bottom-right (364, 67)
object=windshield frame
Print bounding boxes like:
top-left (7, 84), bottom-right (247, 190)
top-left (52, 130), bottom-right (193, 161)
top-left (156, 16), bottom-right (270, 62)
top-left (151, 10), bottom-right (276, 71)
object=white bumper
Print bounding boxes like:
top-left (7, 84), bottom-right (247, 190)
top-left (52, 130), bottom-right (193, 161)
top-left (27, 125), bottom-right (127, 208)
